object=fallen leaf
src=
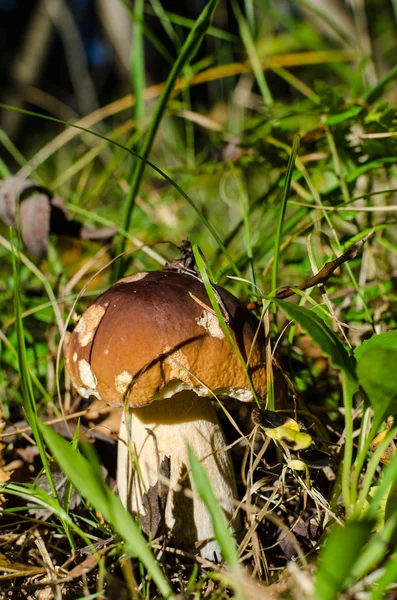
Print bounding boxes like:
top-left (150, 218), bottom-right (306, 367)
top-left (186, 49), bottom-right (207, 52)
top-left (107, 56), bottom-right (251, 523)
top-left (0, 176), bottom-right (116, 258)
top-left (28, 465), bottom-right (82, 520)
top-left (141, 455), bottom-right (170, 538)
top-left (252, 408), bottom-right (313, 450)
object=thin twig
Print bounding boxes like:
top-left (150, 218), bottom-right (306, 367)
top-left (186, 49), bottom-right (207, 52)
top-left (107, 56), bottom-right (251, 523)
top-left (246, 233), bottom-right (373, 309)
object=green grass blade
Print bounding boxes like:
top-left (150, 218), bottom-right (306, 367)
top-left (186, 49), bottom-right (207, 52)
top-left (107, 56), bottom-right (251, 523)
top-left (193, 245), bottom-right (260, 406)
top-left (187, 444), bottom-right (241, 570)
top-left (230, 165), bottom-right (255, 284)
top-left (315, 520), bottom-right (374, 600)
top-left (231, 0), bottom-right (273, 107)
top-left (0, 103), bottom-right (241, 278)
top-left (369, 552), bottom-right (397, 600)
top-left (39, 422), bottom-right (175, 599)
top-left (120, 0), bottom-right (174, 64)
top-left (244, 0), bottom-right (255, 32)
top-left (341, 372), bottom-right (357, 514)
top-left (10, 234), bottom-right (57, 494)
top-left (149, 0), bottom-right (179, 47)
top-left (350, 515), bottom-right (397, 582)
top-left (272, 134), bottom-right (300, 302)
top-left (275, 300), bottom-right (355, 378)
top-left (115, 0), bottom-right (220, 278)
top-left (3, 482), bottom-right (99, 553)
top-left (130, 0), bottom-right (145, 122)
top-left (10, 232), bottom-right (76, 547)
top-left (145, 6), bottom-right (238, 42)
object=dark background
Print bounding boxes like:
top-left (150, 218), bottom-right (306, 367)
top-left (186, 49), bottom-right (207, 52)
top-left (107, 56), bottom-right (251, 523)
top-left (0, 0), bottom-right (234, 146)
top-left (0, 0), bottom-right (395, 150)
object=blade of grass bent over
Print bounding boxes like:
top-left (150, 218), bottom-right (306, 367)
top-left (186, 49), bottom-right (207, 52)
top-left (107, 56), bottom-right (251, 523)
top-left (10, 232), bottom-right (75, 549)
top-left (193, 245), bottom-right (260, 407)
top-left (115, 0), bottom-right (220, 279)
top-left (0, 103), bottom-right (242, 281)
top-left (187, 446), bottom-right (242, 575)
top-left (39, 422), bottom-right (174, 599)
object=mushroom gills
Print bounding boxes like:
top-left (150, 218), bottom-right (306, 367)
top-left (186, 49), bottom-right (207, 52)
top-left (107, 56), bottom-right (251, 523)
top-left (117, 390), bottom-right (240, 560)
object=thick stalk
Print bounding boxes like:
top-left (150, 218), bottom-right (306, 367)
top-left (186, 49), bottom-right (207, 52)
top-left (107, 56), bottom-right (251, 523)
top-left (117, 390), bottom-right (239, 560)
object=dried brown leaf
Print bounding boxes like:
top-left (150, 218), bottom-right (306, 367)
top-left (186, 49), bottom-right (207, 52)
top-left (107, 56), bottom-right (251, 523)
top-left (0, 176), bottom-right (116, 258)
top-left (141, 456), bottom-right (170, 538)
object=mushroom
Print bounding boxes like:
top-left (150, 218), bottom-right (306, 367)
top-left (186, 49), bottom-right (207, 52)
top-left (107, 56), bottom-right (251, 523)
top-left (66, 270), bottom-right (269, 559)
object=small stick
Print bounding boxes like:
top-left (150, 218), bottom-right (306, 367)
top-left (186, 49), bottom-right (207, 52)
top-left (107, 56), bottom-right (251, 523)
top-left (246, 233), bottom-right (372, 310)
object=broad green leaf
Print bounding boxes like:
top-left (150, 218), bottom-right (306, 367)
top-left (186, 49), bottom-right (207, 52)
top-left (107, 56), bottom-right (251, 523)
top-left (355, 330), bottom-right (397, 360)
top-left (356, 347), bottom-right (397, 422)
top-left (39, 423), bottom-right (174, 599)
top-left (350, 514), bottom-right (397, 582)
top-left (276, 300), bottom-right (355, 378)
top-left (315, 520), bottom-right (374, 600)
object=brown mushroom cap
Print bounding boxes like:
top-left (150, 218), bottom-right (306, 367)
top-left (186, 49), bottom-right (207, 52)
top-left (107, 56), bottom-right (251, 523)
top-left (66, 271), bottom-right (267, 407)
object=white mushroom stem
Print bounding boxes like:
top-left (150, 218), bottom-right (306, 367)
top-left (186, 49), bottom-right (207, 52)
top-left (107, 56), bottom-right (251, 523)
top-left (117, 390), bottom-right (240, 560)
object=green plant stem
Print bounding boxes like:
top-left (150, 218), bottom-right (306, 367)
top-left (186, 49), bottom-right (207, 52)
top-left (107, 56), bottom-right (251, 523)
top-left (350, 403), bottom-right (372, 501)
top-left (194, 246), bottom-right (261, 408)
top-left (350, 413), bottom-right (385, 506)
top-left (131, 0), bottom-right (145, 123)
top-left (354, 404), bottom-right (372, 468)
top-left (355, 426), bottom-right (397, 518)
top-left (231, 0), bottom-right (273, 107)
top-left (341, 373), bottom-right (358, 516)
top-left (272, 134), bottom-right (300, 314)
top-left (11, 235), bottom-right (75, 550)
top-left (230, 165), bottom-right (255, 285)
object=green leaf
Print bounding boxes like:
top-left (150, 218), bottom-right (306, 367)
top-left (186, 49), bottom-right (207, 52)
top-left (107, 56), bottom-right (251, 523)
top-left (39, 423), bottom-right (174, 599)
top-left (356, 345), bottom-right (397, 422)
top-left (193, 245), bottom-right (259, 406)
top-left (276, 300), bottom-right (355, 378)
top-left (272, 134), bottom-right (300, 329)
top-left (350, 514), bottom-right (397, 582)
top-left (187, 444), bottom-right (240, 571)
top-left (369, 552), bottom-right (397, 600)
top-left (115, 0), bottom-right (220, 277)
top-left (355, 330), bottom-right (397, 359)
top-left (315, 520), bottom-right (374, 600)
top-left (368, 453), bottom-right (397, 521)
